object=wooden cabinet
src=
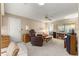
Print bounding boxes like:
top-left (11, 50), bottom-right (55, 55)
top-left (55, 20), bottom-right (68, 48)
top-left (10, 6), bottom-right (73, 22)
top-left (70, 35), bottom-right (78, 55)
top-left (1, 35), bottom-right (10, 48)
top-left (65, 34), bottom-right (78, 55)
top-left (22, 34), bottom-right (30, 43)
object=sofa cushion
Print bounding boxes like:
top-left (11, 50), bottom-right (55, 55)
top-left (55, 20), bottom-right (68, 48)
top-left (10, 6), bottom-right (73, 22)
top-left (17, 43), bottom-right (28, 56)
top-left (12, 48), bottom-right (19, 56)
top-left (7, 42), bottom-right (19, 56)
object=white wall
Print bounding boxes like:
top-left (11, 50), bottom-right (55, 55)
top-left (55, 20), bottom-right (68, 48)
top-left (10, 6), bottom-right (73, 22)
top-left (76, 19), bottom-right (79, 55)
top-left (8, 17), bottom-right (21, 42)
top-left (1, 14), bottom-right (46, 42)
top-left (21, 17), bottom-right (46, 34)
top-left (78, 15), bottom-right (79, 55)
top-left (1, 3), bottom-right (5, 16)
top-left (0, 3), bottom-right (1, 14)
top-left (78, 19), bottom-right (79, 55)
top-left (78, 5), bottom-right (79, 55)
top-left (1, 15), bottom-right (9, 35)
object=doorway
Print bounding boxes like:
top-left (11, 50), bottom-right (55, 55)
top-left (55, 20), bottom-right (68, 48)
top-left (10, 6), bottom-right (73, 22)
top-left (8, 17), bottom-right (21, 42)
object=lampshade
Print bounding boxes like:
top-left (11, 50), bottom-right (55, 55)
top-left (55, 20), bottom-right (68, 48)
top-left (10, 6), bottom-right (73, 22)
top-left (25, 25), bottom-right (29, 30)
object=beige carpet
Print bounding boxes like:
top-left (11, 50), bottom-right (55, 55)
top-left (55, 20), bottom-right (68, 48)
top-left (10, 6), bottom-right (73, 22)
top-left (25, 38), bottom-right (70, 56)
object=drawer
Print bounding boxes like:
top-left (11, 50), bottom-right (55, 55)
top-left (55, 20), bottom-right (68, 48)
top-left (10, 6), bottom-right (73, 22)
top-left (1, 42), bottom-right (9, 48)
top-left (1, 40), bottom-right (10, 43)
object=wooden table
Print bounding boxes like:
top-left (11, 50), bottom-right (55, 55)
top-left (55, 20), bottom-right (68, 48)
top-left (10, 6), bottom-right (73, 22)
top-left (44, 36), bottom-right (52, 42)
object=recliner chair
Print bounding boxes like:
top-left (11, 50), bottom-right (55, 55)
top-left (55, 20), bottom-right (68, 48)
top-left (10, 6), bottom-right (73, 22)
top-left (29, 29), bottom-right (43, 46)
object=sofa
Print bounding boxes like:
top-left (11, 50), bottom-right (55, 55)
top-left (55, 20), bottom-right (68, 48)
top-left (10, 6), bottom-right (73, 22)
top-left (1, 41), bottom-right (28, 56)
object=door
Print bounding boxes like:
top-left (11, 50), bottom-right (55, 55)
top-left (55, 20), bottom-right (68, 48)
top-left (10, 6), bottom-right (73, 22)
top-left (8, 17), bottom-right (21, 42)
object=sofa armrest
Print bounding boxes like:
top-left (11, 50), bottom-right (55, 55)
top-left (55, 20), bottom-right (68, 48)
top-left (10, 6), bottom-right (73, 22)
top-left (17, 43), bottom-right (28, 56)
top-left (1, 51), bottom-right (6, 54)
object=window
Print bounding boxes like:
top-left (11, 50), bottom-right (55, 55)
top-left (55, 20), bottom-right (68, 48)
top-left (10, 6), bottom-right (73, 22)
top-left (65, 24), bottom-right (75, 33)
top-left (46, 23), bottom-right (53, 34)
top-left (58, 23), bottom-right (75, 33)
top-left (58, 25), bottom-right (65, 32)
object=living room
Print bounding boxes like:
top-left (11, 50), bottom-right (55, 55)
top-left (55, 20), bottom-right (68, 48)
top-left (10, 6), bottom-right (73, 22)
top-left (0, 3), bottom-right (79, 56)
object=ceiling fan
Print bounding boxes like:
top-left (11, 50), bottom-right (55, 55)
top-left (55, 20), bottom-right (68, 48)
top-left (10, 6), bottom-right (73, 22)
top-left (44, 15), bottom-right (52, 21)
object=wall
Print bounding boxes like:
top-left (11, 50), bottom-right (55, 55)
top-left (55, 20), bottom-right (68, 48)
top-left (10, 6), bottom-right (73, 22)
top-left (45, 22), bottom-right (54, 34)
top-left (75, 18), bottom-right (79, 55)
top-left (76, 6), bottom-right (79, 55)
top-left (78, 19), bottom-right (79, 55)
top-left (1, 15), bottom-right (9, 35)
top-left (1, 13), bottom-right (46, 35)
top-left (21, 17), bottom-right (46, 34)
top-left (0, 3), bottom-right (1, 14)
top-left (1, 3), bottom-right (5, 16)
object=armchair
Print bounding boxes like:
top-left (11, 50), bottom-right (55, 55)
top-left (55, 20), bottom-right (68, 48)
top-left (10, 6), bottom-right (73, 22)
top-left (29, 29), bottom-right (43, 46)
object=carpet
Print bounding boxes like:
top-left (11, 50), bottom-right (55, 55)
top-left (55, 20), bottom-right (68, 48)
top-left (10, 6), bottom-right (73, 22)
top-left (25, 38), bottom-right (70, 56)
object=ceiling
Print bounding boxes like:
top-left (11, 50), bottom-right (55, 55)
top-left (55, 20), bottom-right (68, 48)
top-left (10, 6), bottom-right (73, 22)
top-left (5, 3), bottom-right (78, 22)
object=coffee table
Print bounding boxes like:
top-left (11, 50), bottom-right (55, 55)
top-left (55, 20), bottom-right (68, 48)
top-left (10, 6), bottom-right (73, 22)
top-left (44, 36), bottom-right (52, 42)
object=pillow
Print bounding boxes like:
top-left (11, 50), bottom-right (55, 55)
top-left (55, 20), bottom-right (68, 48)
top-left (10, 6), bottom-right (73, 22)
top-left (7, 42), bottom-right (19, 56)
top-left (12, 49), bottom-right (19, 56)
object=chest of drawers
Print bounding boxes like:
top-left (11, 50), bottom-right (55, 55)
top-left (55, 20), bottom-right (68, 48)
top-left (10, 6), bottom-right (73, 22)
top-left (22, 34), bottom-right (30, 43)
top-left (1, 35), bottom-right (10, 48)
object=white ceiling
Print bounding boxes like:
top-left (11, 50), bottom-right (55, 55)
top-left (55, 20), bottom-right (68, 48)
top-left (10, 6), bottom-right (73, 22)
top-left (5, 3), bottom-right (78, 21)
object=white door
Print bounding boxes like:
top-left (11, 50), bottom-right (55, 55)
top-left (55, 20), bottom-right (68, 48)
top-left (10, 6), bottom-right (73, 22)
top-left (8, 17), bottom-right (21, 42)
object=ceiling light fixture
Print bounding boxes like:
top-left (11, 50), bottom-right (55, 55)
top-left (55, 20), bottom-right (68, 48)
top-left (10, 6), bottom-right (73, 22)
top-left (38, 3), bottom-right (45, 5)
